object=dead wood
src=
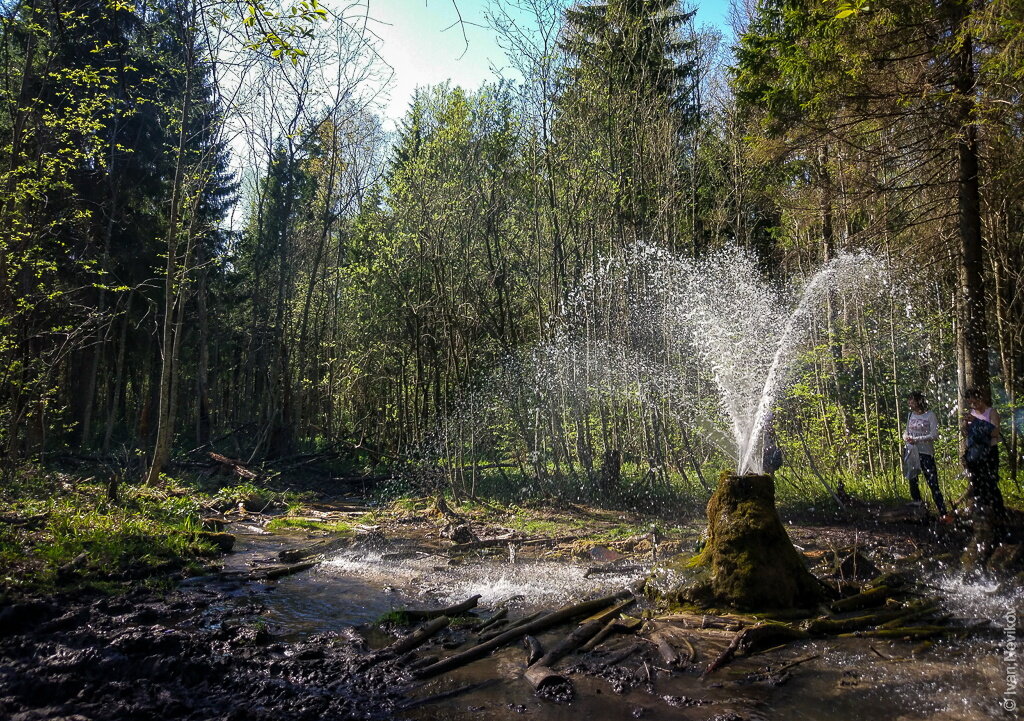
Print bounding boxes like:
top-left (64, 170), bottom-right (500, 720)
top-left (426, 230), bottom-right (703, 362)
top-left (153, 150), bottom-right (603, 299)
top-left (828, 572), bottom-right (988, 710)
top-left (405, 594), bottom-right (481, 622)
top-left (531, 618), bottom-right (606, 669)
top-left (654, 612), bottom-right (746, 631)
top-left (803, 600), bottom-right (939, 635)
top-left (474, 607), bottom-right (508, 633)
top-left (840, 625), bottom-right (959, 640)
top-left (524, 664), bottom-right (569, 694)
top-left (372, 616), bottom-right (450, 661)
top-left (449, 535), bottom-right (578, 552)
top-left (581, 598), bottom-right (636, 626)
top-left (396, 679), bottom-right (498, 712)
top-left (580, 616), bottom-right (625, 652)
top-left (775, 653), bottom-right (820, 672)
top-left (251, 560), bottom-right (317, 581)
top-left (703, 622), bottom-right (810, 676)
top-left (829, 585), bottom-right (892, 613)
top-left (278, 537), bottom-right (350, 564)
top-left (329, 473), bottom-right (395, 484)
top-left (648, 629), bottom-right (680, 667)
top-left (208, 452), bottom-right (259, 480)
top-left (479, 610), bottom-right (544, 641)
top-left (413, 591), bottom-right (632, 679)
top-left (448, 535), bottom-right (518, 551)
top-left (583, 564), bottom-right (646, 578)
top-left (644, 622), bottom-right (697, 668)
top-left (603, 641), bottom-right (643, 667)
top-left (524, 635), bottom-right (544, 665)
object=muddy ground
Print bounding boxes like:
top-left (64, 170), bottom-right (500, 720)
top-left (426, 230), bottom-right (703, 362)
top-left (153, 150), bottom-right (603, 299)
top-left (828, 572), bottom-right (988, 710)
top-left (0, 497), bottom-right (1018, 721)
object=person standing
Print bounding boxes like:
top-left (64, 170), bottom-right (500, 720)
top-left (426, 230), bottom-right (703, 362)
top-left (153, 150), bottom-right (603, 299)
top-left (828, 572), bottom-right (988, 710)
top-left (903, 391), bottom-right (947, 516)
top-left (961, 387), bottom-right (1005, 518)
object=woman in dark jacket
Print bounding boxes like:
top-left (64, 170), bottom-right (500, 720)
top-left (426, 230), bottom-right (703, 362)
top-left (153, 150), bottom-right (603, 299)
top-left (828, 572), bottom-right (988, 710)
top-left (961, 387), bottom-right (1004, 517)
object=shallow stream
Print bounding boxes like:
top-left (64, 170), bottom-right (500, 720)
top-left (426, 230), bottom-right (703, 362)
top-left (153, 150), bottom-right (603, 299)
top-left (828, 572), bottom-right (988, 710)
top-left (219, 522), bottom-right (1019, 721)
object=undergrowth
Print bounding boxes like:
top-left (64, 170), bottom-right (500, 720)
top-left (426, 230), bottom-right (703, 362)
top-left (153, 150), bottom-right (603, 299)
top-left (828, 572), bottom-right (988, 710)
top-left (0, 470), bottom-right (216, 596)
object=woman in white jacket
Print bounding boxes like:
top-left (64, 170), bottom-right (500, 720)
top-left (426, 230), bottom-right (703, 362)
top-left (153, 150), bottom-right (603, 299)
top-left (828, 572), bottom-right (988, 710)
top-left (903, 391), bottom-right (947, 516)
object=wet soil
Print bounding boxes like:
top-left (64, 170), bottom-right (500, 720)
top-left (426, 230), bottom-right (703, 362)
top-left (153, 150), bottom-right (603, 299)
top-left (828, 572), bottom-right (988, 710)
top-left (0, 498), bottom-right (1018, 721)
top-left (0, 586), bottom-right (414, 721)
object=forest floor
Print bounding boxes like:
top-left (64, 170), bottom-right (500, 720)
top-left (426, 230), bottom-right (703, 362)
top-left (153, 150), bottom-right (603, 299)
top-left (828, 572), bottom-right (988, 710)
top-left (0, 466), bottom-right (1021, 720)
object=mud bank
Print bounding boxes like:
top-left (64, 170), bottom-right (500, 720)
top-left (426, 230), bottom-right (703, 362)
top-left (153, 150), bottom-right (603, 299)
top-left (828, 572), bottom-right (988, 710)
top-left (0, 587), bottom-right (408, 721)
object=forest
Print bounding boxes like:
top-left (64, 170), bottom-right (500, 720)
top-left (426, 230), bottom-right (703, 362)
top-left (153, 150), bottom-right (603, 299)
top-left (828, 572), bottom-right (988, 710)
top-left (0, 0), bottom-right (1022, 718)
top-left (2, 0), bottom-right (1022, 498)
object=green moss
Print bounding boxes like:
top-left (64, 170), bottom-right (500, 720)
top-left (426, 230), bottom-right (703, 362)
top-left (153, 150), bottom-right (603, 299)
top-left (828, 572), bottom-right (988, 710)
top-left (673, 474), bottom-right (825, 611)
top-left (265, 516), bottom-right (354, 534)
top-left (376, 609), bottom-right (410, 625)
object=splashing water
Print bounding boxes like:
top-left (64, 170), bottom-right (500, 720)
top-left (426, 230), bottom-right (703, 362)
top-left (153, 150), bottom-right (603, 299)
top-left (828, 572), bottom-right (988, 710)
top-left (421, 243), bottom-right (885, 494)
top-left (554, 243), bottom-right (885, 475)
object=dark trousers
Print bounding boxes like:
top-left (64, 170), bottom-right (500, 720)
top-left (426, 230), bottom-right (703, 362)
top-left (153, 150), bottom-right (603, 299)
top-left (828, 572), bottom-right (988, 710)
top-left (967, 446), bottom-right (1005, 517)
top-left (909, 453), bottom-right (947, 515)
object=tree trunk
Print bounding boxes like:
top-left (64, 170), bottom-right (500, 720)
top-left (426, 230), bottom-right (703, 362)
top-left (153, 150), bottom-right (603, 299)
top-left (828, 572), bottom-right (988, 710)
top-left (145, 13), bottom-right (194, 484)
top-left (676, 474), bottom-right (825, 611)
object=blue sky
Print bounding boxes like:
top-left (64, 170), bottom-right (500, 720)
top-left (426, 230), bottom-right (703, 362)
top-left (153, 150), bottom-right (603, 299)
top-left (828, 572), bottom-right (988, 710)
top-left (362, 0), bottom-right (732, 124)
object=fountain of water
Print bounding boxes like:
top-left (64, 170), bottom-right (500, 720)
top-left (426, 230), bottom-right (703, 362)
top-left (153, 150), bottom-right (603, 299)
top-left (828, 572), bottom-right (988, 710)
top-left (546, 244), bottom-right (885, 608)
top-left (553, 243), bottom-right (885, 476)
top-left (420, 242), bottom-right (885, 607)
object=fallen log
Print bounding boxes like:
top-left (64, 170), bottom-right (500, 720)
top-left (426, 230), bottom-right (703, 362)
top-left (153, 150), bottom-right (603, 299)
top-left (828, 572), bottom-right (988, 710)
top-left (524, 635), bottom-right (544, 665)
top-left (583, 564), bottom-right (646, 578)
top-left (208, 452), bottom-right (259, 480)
top-left (703, 622), bottom-right (809, 676)
top-left (581, 598), bottom-right (636, 625)
top-left (405, 595), bottom-right (481, 623)
top-left (449, 535), bottom-right (578, 552)
top-left (252, 560), bottom-right (317, 581)
top-left (278, 537), bottom-right (350, 564)
top-left (474, 607), bottom-right (508, 633)
top-left (373, 616), bottom-right (450, 661)
top-left (840, 625), bottom-right (959, 640)
top-left (602, 641), bottom-right (643, 667)
top-left (413, 591), bottom-right (632, 679)
top-left (649, 629), bottom-right (680, 668)
top-left (644, 622), bottom-right (697, 667)
top-left (654, 613), bottom-right (746, 631)
top-left (804, 607), bottom-right (908, 635)
top-left (479, 610), bottom-right (544, 642)
top-left (804, 600), bottom-right (939, 635)
top-left (330, 473), bottom-right (395, 484)
top-left (531, 617), bottom-right (606, 669)
top-left (396, 679), bottom-right (498, 712)
top-left (449, 536), bottom-right (519, 551)
top-left (830, 585), bottom-right (892, 613)
top-left (524, 664), bottom-right (571, 697)
top-left (876, 602), bottom-right (941, 629)
top-left (580, 616), bottom-right (624, 652)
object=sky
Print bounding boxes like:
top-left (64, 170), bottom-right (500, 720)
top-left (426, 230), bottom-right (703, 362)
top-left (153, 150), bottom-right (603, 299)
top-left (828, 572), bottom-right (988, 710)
top-left (357, 0), bottom-right (732, 125)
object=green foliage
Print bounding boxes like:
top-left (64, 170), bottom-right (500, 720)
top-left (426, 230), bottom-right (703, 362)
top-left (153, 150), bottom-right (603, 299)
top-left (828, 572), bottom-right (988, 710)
top-left (0, 470), bottom-right (214, 594)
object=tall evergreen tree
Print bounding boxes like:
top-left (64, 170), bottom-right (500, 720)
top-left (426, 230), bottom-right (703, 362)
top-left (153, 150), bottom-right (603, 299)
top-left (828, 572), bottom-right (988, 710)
top-left (556, 0), bottom-right (697, 246)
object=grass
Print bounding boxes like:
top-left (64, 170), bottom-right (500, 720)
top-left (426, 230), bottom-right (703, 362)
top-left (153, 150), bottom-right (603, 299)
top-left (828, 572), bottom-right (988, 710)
top-left (206, 480), bottom-right (314, 512)
top-left (0, 469), bottom-right (223, 597)
top-left (264, 516), bottom-right (355, 534)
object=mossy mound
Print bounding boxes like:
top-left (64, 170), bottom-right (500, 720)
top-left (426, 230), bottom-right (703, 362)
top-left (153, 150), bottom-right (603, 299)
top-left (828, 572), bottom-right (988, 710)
top-left (678, 473), bottom-right (825, 611)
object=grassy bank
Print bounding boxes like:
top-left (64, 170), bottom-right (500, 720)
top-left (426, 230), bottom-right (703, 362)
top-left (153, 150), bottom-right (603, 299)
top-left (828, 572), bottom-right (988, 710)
top-left (0, 467), bottom-right (316, 598)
